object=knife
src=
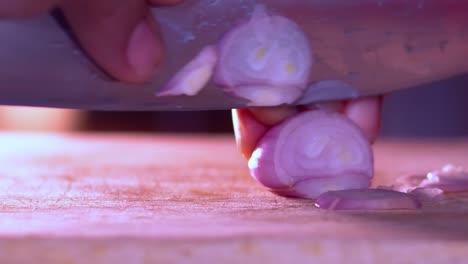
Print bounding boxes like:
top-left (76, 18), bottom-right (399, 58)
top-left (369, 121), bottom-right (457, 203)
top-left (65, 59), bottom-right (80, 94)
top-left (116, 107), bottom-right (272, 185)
top-left (0, 0), bottom-right (467, 111)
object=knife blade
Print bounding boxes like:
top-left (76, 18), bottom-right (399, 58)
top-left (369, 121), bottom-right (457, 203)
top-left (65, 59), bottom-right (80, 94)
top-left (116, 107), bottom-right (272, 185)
top-left (0, 0), bottom-right (467, 111)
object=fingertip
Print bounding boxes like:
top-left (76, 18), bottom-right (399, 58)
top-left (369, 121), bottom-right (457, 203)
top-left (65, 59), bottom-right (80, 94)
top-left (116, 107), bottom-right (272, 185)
top-left (148, 0), bottom-right (183, 6)
top-left (301, 101), bottom-right (345, 113)
top-left (249, 106), bottom-right (298, 126)
top-left (0, 0), bottom-right (58, 17)
top-left (344, 96), bottom-right (382, 143)
top-left (61, 1), bottom-right (162, 84)
top-left (232, 109), bottom-right (268, 159)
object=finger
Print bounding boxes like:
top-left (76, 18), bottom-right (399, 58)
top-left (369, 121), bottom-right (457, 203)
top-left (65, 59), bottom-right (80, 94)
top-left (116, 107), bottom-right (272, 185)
top-left (344, 96), bottom-right (382, 143)
top-left (148, 0), bottom-right (183, 6)
top-left (0, 0), bottom-right (58, 17)
top-left (249, 106), bottom-right (298, 126)
top-left (60, 0), bottom-right (162, 83)
top-left (232, 109), bottom-right (268, 159)
top-left (301, 101), bottom-right (345, 112)
top-left (232, 106), bottom-right (297, 159)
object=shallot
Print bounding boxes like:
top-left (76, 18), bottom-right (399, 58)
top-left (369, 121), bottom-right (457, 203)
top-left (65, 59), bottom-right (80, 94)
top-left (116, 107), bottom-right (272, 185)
top-left (214, 5), bottom-right (312, 106)
top-left (315, 189), bottom-right (422, 210)
top-left (156, 46), bottom-right (217, 97)
top-left (248, 110), bottom-right (373, 199)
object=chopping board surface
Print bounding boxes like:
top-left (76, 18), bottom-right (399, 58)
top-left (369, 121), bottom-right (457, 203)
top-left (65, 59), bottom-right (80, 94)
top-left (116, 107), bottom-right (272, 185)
top-left (1, 132), bottom-right (468, 263)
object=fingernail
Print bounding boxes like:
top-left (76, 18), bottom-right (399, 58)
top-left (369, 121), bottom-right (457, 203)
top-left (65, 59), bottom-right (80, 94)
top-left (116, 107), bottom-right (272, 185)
top-left (316, 101), bottom-right (345, 112)
top-left (127, 20), bottom-right (160, 79)
top-left (301, 102), bottom-right (344, 112)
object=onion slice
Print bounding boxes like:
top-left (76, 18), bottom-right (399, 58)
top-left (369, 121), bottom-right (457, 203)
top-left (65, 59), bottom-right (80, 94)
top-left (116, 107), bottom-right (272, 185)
top-left (248, 110), bottom-right (373, 199)
top-left (214, 5), bottom-right (312, 106)
top-left (156, 46), bottom-right (217, 97)
top-left (315, 189), bottom-right (422, 210)
top-left (225, 85), bottom-right (303, 106)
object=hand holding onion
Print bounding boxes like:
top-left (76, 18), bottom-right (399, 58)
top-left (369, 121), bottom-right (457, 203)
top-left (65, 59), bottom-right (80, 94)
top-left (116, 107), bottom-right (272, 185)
top-left (232, 98), bottom-right (382, 199)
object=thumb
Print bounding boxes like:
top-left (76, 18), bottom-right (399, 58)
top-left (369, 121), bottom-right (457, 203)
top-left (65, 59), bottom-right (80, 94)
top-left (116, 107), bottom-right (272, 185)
top-left (0, 0), bottom-right (58, 17)
top-left (60, 0), bottom-right (162, 83)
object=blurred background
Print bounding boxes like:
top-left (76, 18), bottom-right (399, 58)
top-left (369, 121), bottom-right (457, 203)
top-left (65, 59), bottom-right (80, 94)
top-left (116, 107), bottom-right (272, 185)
top-left (0, 73), bottom-right (467, 138)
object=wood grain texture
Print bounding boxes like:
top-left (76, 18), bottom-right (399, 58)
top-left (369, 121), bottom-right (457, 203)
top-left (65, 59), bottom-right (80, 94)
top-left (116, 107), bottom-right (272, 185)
top-left (1, 133), bottom-right (468, 263)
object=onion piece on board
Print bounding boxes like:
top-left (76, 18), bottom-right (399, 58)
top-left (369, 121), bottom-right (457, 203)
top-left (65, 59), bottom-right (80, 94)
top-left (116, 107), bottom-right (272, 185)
top-left (420, 183), bottom-right (468, 193)
top-left (409, 187), bottom-right (444, 203)
top-left (315, 189), bottom-right (422, 210)
top-left (156, 46), bottom-right (217, 97)
top-left (415, 164), bottom-right (468, 193)
top-left (248, 110), bottom-right (373, 199)
top-left (214, 5), bottom-right (312, 106)
top-left (396, 174), bottom-right (426, 187)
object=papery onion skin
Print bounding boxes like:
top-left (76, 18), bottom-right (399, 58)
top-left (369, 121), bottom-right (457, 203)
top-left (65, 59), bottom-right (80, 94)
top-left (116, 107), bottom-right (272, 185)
top-left (396, 174), bottom-right (427, 187)
top-left (315, 189), bottom-right (422, 210)
top-left (214, 5), bottom-right (312, 106)
top-left (156, 46), bottom-right (217, 97)
top-left (248, 110), bottom-right (373, 199)
top-left (410, 187), bottom-right (444, 203)
top-left (397, 165), bottom-right (468, 193)
top-left (419, 183), bottom-right (468, 193)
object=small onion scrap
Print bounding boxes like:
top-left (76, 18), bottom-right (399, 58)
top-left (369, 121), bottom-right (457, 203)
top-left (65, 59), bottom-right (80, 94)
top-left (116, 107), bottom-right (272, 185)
top-left (315, 189), bottom-right (422, 210)
top-left (409, 187), bottom-right (444, 203)
top-left (156, 46), bottom-right (218, 97)
top-left (418, 164), bottom-right (468, 192)
top-left (248, 110), bottom-right (373, 199)
top-left (214, 5), bottom-right (312, 106)
top-left (395, 164), bottom-right (468, 193)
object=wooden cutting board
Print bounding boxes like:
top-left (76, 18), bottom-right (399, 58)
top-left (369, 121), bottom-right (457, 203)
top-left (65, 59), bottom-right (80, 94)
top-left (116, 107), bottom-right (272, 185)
top-left (1, 132), bottom-right (468, 264)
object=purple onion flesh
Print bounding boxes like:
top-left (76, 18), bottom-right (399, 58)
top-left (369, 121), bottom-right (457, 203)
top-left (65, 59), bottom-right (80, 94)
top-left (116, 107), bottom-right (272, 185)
top-left (214, 5), bottom-right (312, 106)
top-left (248, 110), bottom-right (373, 199)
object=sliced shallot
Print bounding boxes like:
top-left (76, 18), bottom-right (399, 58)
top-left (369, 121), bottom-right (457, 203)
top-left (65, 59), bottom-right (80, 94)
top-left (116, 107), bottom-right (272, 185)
top-left (248, 110), bottom-right (373, 199)
top-left (315, 189), bottom-right (422, 210)
top-left (156, 46), bottom-right (217, 97)
top-left (214, 5), bottom-right (312, 106)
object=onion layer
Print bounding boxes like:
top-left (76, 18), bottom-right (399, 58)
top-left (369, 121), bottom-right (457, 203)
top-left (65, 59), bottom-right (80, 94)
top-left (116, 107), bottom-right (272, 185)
top-left (248, 110), bottom-right (373, 199)
top-left (409, 187), bottom-right (444, 203)
top-left (156, 46), bottom-right (217, 97)
top-left (315, 189), bottom-right (422, 210)
top-left (214, 5), bottom-right (312, 106)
